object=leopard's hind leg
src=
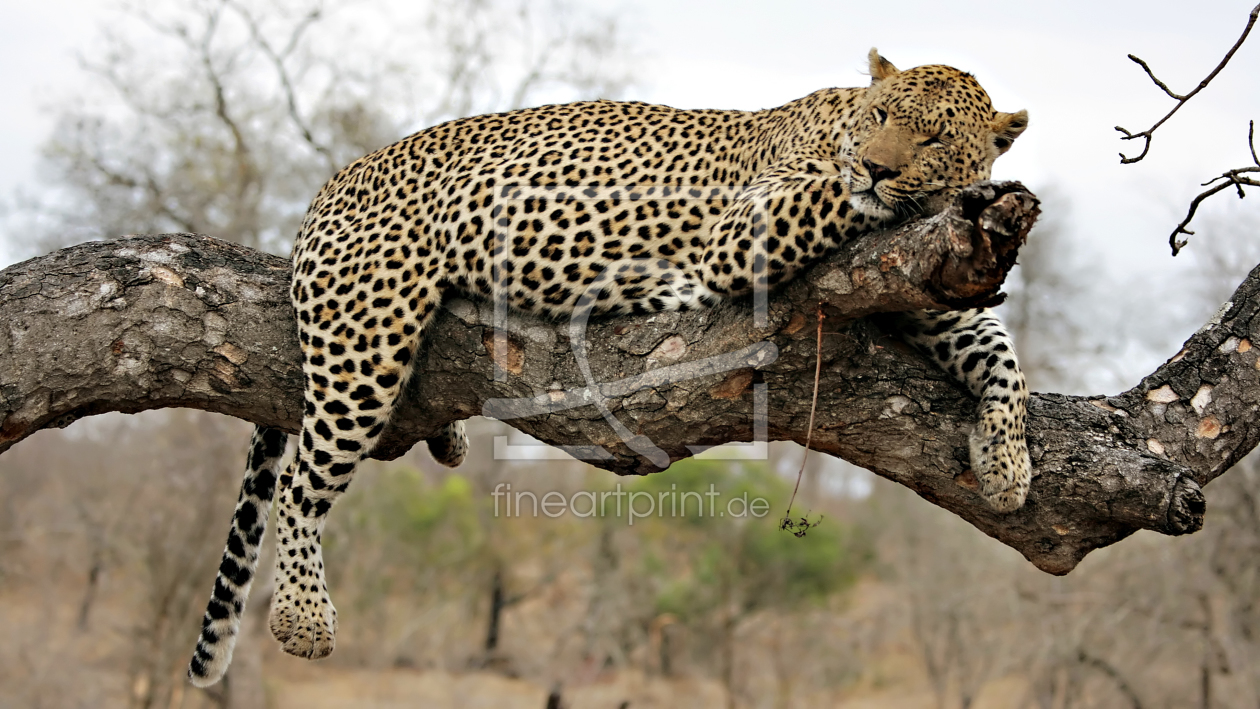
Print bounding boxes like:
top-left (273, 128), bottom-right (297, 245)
top-left (266, 281), bottom-right (440, 658)
top-left (187, 426), bottom-right (286, 687)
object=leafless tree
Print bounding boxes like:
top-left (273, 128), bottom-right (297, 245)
top-left (0, 2), bottom-right (635, 706)
top-left (877, 484), bottom-right (1019, 709)
top-left (6, 0), bottom-right (633, 256)
top-left (997, 189), bottom-right (1113, 394)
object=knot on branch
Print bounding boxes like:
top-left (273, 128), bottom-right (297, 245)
top-left (1166, 475), bottom-right (1207, 535)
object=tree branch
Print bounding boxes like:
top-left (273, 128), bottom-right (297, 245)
top-left (1115, 3), bottom-right (1259, 164)
top-left (5, 181), bottom-right (1251, 576)
top-left (1077, 650), bottom-right (1145, 709)
top-left (228, 0), bottom-right (338, 174)
top-left (1114, 4), bottom-right (1260, 254)
top-left (1168, 161), bottom-right (1260, 255)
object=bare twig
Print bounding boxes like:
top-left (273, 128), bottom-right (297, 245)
top-left (1077, 650), bottom-right (1145, 709)
top-left (189, 1), bottom-right (263, 246)
top-left (783, 302), bottom-right (824, 521)
top-left (229, 0), bottom-right (337, 174)
top-left (505, 1), bottom-right (565, 111)
top-left (1250, 119), bottom-right (1259, 168)
top-left (1167, 166), bottom-right (1260, 255)
top-left (1115, 3), bottom-right (1259, 164)
top-left (425, 0), bottom-right (494, 124)
top-left (1115, 5), bottom-right (1260, 255)
top-left (81, 151), bottom-right (198, 233)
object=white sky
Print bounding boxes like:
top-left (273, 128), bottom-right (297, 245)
top-left (2, 0), bottom-right (1258, 388)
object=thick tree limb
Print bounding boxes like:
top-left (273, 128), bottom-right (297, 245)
top-left (4, 180), bottom-right (1250, 575)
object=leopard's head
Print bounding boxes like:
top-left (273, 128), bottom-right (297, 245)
top-left (838, 49), bottom-right (1028, 220)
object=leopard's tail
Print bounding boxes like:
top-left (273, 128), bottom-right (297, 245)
top-left (187, 426), bottom-right (286, 687)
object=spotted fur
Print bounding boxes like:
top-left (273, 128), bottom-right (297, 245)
top-left (896, 309), bottom-right (1031, 511)
top-left (189, 49), bottom-right (1030, 685)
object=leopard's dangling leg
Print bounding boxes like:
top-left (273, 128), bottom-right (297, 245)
top-left (266, 297), bottom-right (433, 658)
top-left (896, 308), bottom-right (1031, 512)
top-left (187, 426), bottom-right (286, 687)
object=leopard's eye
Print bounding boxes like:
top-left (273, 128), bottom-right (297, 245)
top-left (920, 136), bottom-right (944, 147)
top-left (872, 107), bottom-right (888, 125)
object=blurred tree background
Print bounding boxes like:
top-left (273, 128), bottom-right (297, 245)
top-left (3, 1), bottom-right (1260, 708)
top-left (12, 0), bottom-right (632, 255)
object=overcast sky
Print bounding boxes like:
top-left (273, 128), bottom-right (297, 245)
top-left (2, 0), bottom-right (1257, 388)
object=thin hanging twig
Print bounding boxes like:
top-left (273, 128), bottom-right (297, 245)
top-left (781, 303), bottom-right (825, 537)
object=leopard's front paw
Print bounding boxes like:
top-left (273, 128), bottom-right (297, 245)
top-left (268, 578), bottom-right (338, 659)
top-left (968, 410), bottom-right (1031, 513)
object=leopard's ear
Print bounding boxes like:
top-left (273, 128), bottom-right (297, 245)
top-left (991, 110), bottom-right (1029, 155)
top-left (868, 48), bottom-right (899, 84)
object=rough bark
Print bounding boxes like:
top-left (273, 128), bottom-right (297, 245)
top-left (2, 180), bottom-right (1248, 575)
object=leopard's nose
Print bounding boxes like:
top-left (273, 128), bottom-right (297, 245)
top-left (862, 158), bottom-right (901, 185)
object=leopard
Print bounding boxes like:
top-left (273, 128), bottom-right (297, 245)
top-left (187, 49), bottom-right (1030, 686)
